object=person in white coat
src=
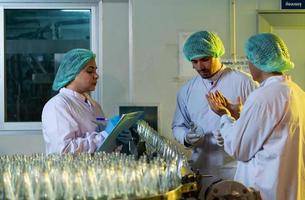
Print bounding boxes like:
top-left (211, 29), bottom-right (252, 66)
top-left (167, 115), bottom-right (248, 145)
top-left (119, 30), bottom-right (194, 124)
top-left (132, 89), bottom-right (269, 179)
top-left (207, 33), bottom-right (305, 200)
top-left (42, 48), bottom-right (122, 154)
top-left (172, 30), bottom-right (257, 182)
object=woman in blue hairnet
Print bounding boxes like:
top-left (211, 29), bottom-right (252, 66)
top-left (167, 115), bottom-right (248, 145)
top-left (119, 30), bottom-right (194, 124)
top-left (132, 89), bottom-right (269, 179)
top-left (207, 33), bottom-right (305, 200)
top-left (42, 48), bottom-right (121, 154)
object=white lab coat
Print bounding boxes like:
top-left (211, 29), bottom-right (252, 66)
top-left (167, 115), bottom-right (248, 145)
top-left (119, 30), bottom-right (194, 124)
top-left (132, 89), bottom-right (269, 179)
top-left (42, 88), bottom-right (108, 154)
top-left (219, 76), bottom-right (305, 200)
top-left (172, 66), bottom-right (257, 178)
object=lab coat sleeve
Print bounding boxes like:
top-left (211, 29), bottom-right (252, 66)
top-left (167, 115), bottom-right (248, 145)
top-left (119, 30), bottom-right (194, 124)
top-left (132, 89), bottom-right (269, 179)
top-left (42, 99), bottom-right (108, 154)
top-left (240, 75), bottom-right (258, 103)
top-left (172, 90), bottom-right (191, 145)
top-left (219, 100), bottom-right (277, 161)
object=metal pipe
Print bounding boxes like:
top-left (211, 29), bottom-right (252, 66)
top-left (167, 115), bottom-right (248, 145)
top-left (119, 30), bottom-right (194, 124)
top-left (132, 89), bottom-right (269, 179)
top-left (230, 0), bottom-right (237, 62)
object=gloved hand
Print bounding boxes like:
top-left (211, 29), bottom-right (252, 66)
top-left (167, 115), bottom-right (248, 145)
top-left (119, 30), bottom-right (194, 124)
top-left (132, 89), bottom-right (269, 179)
top-left (116, 130), bottom-right (133, 145)
top-left (105, 115), bottom-right (121, 134)
top-left (213, 129), bottom-right (224, 147)
top-left (184, 123), bottom-right (204, 146)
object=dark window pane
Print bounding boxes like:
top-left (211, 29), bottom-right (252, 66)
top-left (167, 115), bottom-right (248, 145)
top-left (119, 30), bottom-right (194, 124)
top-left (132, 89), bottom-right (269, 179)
top-left (4, 9), bottom-right (91, 122)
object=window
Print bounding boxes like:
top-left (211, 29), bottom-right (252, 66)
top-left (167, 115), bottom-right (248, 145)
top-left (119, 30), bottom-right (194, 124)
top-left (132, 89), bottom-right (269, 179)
top-left (0, 3), bottom-right (100, 130)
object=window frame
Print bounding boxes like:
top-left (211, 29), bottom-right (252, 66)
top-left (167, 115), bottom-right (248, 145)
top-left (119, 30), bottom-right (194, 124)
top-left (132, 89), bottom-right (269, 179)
top-left (0, 2), bottom-right (101, 131)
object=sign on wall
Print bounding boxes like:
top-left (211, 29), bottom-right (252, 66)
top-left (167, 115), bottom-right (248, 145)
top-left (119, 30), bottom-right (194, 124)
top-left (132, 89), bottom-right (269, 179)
top-left (281, 0), bottom-right (305, 9)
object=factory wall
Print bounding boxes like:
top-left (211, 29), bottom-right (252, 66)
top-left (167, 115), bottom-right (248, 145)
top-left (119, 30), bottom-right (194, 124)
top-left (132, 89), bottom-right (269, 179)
top-left (0, 0), bottom-right (282, 154)
top-left (124, 0), bottom-right (280, 141)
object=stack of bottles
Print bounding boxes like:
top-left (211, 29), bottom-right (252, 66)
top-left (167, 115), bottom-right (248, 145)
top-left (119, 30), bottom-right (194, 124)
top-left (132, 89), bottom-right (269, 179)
top-left (0, 121), bottom-right (189, 199)
top-left (0, 152), bottom-right (181, 199)
top-left (136, 120), bottom-right (187, 170)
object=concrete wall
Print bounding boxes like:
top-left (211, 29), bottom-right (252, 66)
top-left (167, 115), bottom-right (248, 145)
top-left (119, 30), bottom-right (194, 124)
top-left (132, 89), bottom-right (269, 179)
top-left (0, 0), bottom-right (282, 154)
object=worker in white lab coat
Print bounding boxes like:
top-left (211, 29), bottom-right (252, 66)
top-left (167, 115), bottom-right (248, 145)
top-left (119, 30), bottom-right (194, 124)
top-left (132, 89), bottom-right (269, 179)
top-left (42, 48), bottom-right (128, 154)
top-left (207, 33), bottom-right (305, 200)
top-left (172, 30), bottom-right (257, 183)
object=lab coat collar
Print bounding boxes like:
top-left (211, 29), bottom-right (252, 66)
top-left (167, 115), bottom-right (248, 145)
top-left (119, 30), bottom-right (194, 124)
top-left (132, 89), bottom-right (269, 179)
top-left (206, 64), bottom-right (226, 82)
top-left (60, 88), bottom-right (87, 102)
top-left (260, 75), bottom-right (286, 87)
top-left (202, 65), bottom-right (227, 85)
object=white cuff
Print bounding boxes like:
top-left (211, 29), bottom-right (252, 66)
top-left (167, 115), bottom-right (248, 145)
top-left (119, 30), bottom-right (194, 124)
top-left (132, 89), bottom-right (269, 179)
top-left (220, 115), bottom-right (235, 127)
top-left (100, 130), bottom-right (109, 139)
top-left (96, 131), bottom-right (109, 150)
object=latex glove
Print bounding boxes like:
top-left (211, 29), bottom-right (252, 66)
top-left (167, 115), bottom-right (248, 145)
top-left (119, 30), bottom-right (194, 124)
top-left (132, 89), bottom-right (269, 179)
top-left (213, 129), bottom-right (224, 147)
top-left (184, 123), bottom-right (204, 146)
top-left (116, 130), bottom-right (133, 145)
top-left (105, 115), bottom-right (121, 134)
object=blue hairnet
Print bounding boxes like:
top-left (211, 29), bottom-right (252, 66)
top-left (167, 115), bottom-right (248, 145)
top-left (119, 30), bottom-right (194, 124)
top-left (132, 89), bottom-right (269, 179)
top-left (52, 48), bottom-right (96, 91)
top-left (183, 31), bottom-right (225, 61)
top-left (244, 33), bottom-right (294, 73)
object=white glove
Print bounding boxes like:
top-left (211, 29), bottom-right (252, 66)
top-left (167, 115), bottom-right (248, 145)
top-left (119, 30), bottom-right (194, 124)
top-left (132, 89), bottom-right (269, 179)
top-left (184, 123), bottom-right (203, 146)
top-left (213, 129), bottom-right (224, 146)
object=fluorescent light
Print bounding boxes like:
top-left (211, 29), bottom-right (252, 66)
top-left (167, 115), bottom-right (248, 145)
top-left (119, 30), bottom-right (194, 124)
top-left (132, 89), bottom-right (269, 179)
top-left (61, 9), bottom-right (90, 12)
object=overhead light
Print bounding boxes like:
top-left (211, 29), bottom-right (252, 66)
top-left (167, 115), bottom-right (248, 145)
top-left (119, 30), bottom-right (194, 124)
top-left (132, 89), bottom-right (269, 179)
top-left (61, 9), bottom-right (90, 12)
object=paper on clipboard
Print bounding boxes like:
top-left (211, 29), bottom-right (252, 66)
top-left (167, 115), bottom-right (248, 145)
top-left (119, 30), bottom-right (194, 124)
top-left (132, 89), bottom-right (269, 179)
top-left (97, 111), bottom-right (144, 153)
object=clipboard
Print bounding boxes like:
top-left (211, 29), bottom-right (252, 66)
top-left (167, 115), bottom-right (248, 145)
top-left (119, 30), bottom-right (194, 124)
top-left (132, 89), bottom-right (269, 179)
top-left (97, 111), bottom-right (144, 153)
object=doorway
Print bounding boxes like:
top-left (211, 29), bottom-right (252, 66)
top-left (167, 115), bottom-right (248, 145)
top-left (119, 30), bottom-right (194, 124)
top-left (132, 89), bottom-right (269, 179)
top-left (258, 11), bottom-right (305, 90)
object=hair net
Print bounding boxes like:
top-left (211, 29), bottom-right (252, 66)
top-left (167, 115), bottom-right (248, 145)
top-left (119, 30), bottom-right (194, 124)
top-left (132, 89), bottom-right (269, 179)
top-left (52, 48), bottom-right (96, 91)
top-left (183, 31), bottom-right (225, 61)
top-left (244, 33), bottom-right (294, 73)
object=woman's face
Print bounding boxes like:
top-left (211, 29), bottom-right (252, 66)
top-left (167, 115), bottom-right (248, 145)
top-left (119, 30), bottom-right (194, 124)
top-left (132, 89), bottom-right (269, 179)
top-left (70, 59), bottom-right (99, 93)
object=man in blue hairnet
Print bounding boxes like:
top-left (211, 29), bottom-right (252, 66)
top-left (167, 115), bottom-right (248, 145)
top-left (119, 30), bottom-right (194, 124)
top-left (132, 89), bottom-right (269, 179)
top-left (42, 48), bottom-right (131, 154)
top-left (172, 31), bottom-right (257, 183)
top-left (207, 33), bottom-right (305, 200)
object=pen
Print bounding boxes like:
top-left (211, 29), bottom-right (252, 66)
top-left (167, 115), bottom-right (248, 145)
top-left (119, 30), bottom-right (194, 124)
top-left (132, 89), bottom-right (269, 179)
top-left (96, 117), bottom-right (108, 121)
